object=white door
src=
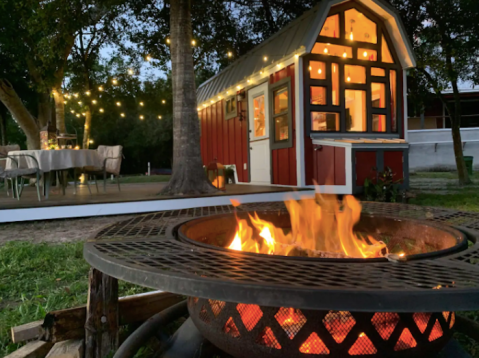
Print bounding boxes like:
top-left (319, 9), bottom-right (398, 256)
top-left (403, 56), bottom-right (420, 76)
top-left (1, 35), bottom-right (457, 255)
top-left (248, 83), bottom-right (271, 184)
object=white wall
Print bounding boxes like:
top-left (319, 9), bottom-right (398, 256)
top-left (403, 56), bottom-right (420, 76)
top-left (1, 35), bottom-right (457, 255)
top-left (408, 128), bottom-right (479, 171)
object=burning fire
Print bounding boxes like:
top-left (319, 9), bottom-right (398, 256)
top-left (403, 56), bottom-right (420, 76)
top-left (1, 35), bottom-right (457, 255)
top-left (228, 194), bottom-right (387, 259)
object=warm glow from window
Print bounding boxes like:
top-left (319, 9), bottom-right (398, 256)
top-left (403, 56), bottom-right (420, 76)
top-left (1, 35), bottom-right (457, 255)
top-left (310, 87), bottom-right (327, 105)
top-left (274, 88), bottom-right (288, 114)
top-left (275, 115), bottom-right (289, 141)
top-left (273, 88), bottom-right (289, 141)
top-left (344, 65), bottom-right (366, 84)
top-left (310, 61), bottom-right (326, 80)
top-left (358, 48), bottom-right (377, 61)
top-left (372, 83), bottom-right (386, 108)
top-left (312, 43), bottom-right (352, 58)
top-left (371, 67), bottom-right (386, 76)
top-left (320, 14), bottom-right (340, 38)
top-left (373, 114), bottom-right (386, 132)
top-left (382, 36), bottom-right (394, 63)
top-left (345, 9), bottom-right (377, 44)
top-left (332, 63), bottom-right (339, 106)
top-left (345, 90), bottom-right (366, 132)
top-left (311, 112), bottom-right (339, 131)
top-left (253, 94), bottom-right (266, 138)
top-left (390, 70), bottom-right (398, 132)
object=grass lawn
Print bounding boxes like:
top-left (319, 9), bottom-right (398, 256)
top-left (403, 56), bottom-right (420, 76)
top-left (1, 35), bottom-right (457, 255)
top-left (0, 242), bottom-right (151, 358)
top-left (412, 171), bottom-right (479, 180)
top-left (410, 190), bottom-right (479, 212)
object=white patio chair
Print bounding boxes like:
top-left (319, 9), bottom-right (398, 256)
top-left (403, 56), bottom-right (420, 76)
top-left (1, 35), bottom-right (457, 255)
top-left (0, 154), bottom-right (42, 201)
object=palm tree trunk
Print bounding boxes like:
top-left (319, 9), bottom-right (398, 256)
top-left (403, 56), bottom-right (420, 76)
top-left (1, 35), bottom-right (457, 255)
top-left (52, 86), bottom-right (66, 133)
top-left (160, 0), bottom-right (216, 195)
top-left (0, 79), bottom-right (40, 149)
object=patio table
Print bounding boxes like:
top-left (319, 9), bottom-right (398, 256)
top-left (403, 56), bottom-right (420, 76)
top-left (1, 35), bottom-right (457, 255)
top-left (6, 149), bottom-right (102, 198)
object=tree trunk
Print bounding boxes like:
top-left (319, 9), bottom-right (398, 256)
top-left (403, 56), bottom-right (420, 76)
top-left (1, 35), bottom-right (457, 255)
top-left (52, 86), bottom-right (66, 133)
top-left (38, 91), bottom-right (52, 129)
top-left (0, 110), bottom-right (6, 146)
top-left (0, 79), bottom-right (40, 149)
top-left (83, 108), bottom-right (92, 149)
top-left (160, 0), bottom-right (217, 196)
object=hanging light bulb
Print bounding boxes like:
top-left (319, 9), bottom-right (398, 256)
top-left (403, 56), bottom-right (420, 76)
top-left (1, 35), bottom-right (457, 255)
top-left (120, 113), bottom-right (125, 117)
top-left (76, 113), bottom-right (80, 118)
top-left (74, 93), bottom-right (79, 98)
top-left (324, 48), bottom-right (329, 54)
top-left (162, 99), bottom-right (166, 104)
top-left (112, 79), bottom-right (118, 85)
top-left (318, 68), bottom-right (322, 74)
top-left (308, 66), bottom-right (312, 71)
top-left (263, 56), bottom-right (268, 62)
top-left (98, 86), bottom-right (104, 91)
top-left (128, 68), bottom-right (134, 75)
top-left (82, 113), bottom-right (86, 117)
top-left (92, 100), bottom-right (97, 105)
top-left (64, 101), bottom-right (67, 104)
top-left (191, 39), bottom-right (196, 46)
top-left (146, 55), bottom-right (152, 61)
top-left (70, 110), bottom-right (75, 114)
top-left (227, 51), bottom-right (232, 57)
top-left (116, 101), bottom-right (121, 106)
top-left (99, 108), bottom-right (104, 113)
top-left (140, 102), bottom-right (144, 106)
top-left (210, 100), bottom-right (214, 104)
top-left (236, 85), bottom-right (241, 90)
top-left (139, 115), bottom-right (144, 120)
top-left (363, 51), bottom-right (368, 58)
top-left (218, 96), bottom-right (222, 100)
top-left (347, 72), bottom-right (351, 82)
top-left (78, 101), bottom-right (82, 105)
top-left (85, 91), bottom-right (91, 96)
top-left (349, 19), bottom-right (355, 41)
top-left (343, 51), bottom-right (347, 58)
top-left (89, 139), bottom-right (94, 144)
top-left (166, 38), bottom-right (170, 44)
top-left (158, 115), bottom-right (162, 119)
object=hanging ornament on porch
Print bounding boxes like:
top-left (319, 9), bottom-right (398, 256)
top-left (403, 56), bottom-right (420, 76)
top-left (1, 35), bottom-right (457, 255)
top-left (207, 159), bottom-right (226, 190)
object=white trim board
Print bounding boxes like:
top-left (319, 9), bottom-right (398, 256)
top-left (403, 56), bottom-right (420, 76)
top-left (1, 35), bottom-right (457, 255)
top-left (0, 190), bottom-right (316, 224)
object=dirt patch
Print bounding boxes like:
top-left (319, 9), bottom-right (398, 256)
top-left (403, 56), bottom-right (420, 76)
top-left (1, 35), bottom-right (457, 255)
top-left (0, 215), bottom-right (135, 244)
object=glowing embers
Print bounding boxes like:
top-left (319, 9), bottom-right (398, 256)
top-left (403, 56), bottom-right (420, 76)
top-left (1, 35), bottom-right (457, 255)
top-left (371, 312), bottom-right (400, 340)
top-left (209, 299), bottom-right (225, 317)
top-left (224, 317), bottom-right (240, 338)
top-left (323, 311), bottom-right (356, 343)
top-left (256, 327), bottom-right (281, 349)
top-left (349, 333), bottom-right (377, 355)
top-left (237, 303), bottom-right (263, 331)
top-left (275, 307), bottom-right (307, 339)
top-left (413, 312), bottom-right (430, 334)
top-left (199, 305), bottom-right (210, 323)
top-left (299, 332), bottom-right (330, 355)
top-left (443, 311), bottom-right (455, 328)
top-left (394, 328), bottom-right (417, 351)
top-left (429, 320), bottom-right (444, 342)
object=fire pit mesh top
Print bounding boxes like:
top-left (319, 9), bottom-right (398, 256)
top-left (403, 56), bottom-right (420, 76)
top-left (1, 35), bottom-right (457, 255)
top-left (85, 202), bottom-right (479, 312)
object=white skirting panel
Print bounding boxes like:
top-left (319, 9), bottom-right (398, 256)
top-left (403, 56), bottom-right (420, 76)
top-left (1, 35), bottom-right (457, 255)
top-left (0, 190), bottom-right (316, 224)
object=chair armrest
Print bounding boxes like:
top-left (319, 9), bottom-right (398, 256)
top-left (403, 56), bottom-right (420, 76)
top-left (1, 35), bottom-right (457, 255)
top-left (0, 156), bottom-right (19, 168)
top-left (103, 156), bottom-right (122, 168)
top-left (7, 154), bottom-right (40, 170)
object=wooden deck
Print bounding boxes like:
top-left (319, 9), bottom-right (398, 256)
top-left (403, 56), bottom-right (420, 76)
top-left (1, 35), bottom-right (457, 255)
top-left (0, 182), bottom-right (315, 223)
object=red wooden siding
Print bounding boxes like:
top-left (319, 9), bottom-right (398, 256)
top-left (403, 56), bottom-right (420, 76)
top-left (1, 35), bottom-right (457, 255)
top-left (355, 152), bottom-right (377, 186)
top-left (313, 145), bottom-right (346, 185)
top-left (384, 151), bottom-right (404, 181)
top-left (270, 65), bottom-right (297, 186)
top-left (199, 99), bottom-right (249, 182)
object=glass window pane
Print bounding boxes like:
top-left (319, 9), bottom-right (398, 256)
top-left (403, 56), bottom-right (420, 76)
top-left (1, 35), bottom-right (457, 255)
top-left (345, 90), bottom-right (366, 132)
top-left (371, 67), bottom-right (386, 76)
top-left (275, 115), bottom-right (289, 141)
top-left (320, 14), bottom-right (339, 38)
top-left (382, 36), bottom-right (394, 63)
top-left (345, 9), bottom-right (377, 43)
top-left (311, 112), bottom-right (340, 131)
top-left (274, 88), bottom-right (288, 114)
top-left (371, 83), bottom-right (386, 108)
top-left (312, 43), bottom-right (353, 58)
top-left (253, 95), bottom-right (265, 138)
top-left (310, 87), bottom-right (327, 105)
top-left (332, 63), bottom-right (340, 106)
top-left (390, 70), bottom-right (398, 132)
top-left (373, 114), bottom-right (386, 132)
top-left (345, 65), bottom-right (366, 84)
top-left (309, 61), bottom-right (326, 80)
top-left (358, 48), bottom-right (377, 61)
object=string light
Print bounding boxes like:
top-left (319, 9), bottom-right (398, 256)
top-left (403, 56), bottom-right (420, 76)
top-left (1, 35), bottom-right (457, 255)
top-left (76, 113), bottom-right (80, 117)
top-left (78, 101), bottom-right (82, 105)
top-left (146, 55), bottom-right (152, 61)
top-left (120, 113), bottom-right (125, 117)
top-left (82, 113), bottom-right (86, 116)
top-left (162, 100), bottom-right (166, 104)
top-left (139, 102), bottom-right (144, 106)
top-left (98, 86), bottom-right (104, 91)
top-left (276, 63), bottom-right (281, 68)
top-left (218, 96), bottom-right (222, 100)
top-left (74, 93), bottom-right (79, 98)
top-left (158, 115), bottom-right (162, 119)
top-left (202, 104), bottom-right (207, 107)
top-left (247, 79), bottom-right (250, 84)
top-left (324, 48), bottom-right (329, 54)
top-left (197, 107), bottom-right (201, 111)
top-left (89, 139), bottom-right (94, 144)
top-left (308, 66), bottom-right (312, 71)
top-left (191, 40), bottom-right (196, 46)
top-left (226, 91), bottom-right (229, 95)
top-left (99, 108), bottom-right (104, 113)
top-left (64, 101), bottom-right (67, 104)
top-left (70, 110), bottom-right (75, 114)
top-left (92, 100), bottom-right (97, 105)
top-left (166, 38), bottom-right (170, 44)
top-left (116, 102), bottom-right (121, 106)
top-left (363, 51), bottom-right (368, 57)
top-left (227, 51), bottom-right (232, 57)
top-left (139, 115), bottom-right (145, 120)
top-left (63, 93), bottom-right (69, 98)
top-left (263, 56), bottom-right (268, 62)
top-left (85, 91), bottom-right (91, 96)
top-left (294, 54), bottom-right (299, 59)
top-left (112, 79), bottom-right (118, 85)
top-left (236, 85), bottom-right (241, 90)
top-left (128, 69), bottom-right (134, 75)
top-left (210, 100), bottom-right (214, 104)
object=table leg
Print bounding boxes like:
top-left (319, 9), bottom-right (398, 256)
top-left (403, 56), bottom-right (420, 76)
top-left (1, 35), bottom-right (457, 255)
top-left (45, 172), bottom-right (51, 199)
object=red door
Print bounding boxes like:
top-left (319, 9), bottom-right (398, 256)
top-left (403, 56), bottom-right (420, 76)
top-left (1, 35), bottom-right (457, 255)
top-left (384, 151), bottom-right (404, 182)
top-left (356, 152), bottom-right (377, 186)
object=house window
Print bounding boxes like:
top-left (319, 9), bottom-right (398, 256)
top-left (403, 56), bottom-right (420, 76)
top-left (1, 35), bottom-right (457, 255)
top-left (224, 96), bottom-right (237, 120)
top-left (253, 94), bottom-right (266, 138)
top-left (307, 2), bottom-right (402, 136)
top-left (270, 78), bottom-right (293, 149)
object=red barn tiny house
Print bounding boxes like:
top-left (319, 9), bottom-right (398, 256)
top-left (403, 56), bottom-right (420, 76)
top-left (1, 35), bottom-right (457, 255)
top-left (197, 0), bottom-right (415, 194)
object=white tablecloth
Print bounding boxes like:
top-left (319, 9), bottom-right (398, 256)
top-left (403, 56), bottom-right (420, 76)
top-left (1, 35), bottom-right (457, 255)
top-left (6, 149), bottom-right (102, 172)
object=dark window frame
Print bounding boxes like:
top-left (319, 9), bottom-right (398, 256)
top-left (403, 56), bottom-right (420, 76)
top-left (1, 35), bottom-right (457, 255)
top-left (270, 77), bottom-right (293, 150)
top-left (224, 95), bottom-right (237, 120)
top-left (304, 1), bottom-right (403, 138)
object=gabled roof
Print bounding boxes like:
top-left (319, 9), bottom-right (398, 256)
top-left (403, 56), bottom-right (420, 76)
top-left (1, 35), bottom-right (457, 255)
top-left (197, 0), bottom-right (416, 105)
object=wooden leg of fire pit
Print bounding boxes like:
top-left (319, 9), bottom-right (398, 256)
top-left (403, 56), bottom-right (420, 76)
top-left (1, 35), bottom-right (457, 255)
top-left (85, 269), bottom-right (119, 358)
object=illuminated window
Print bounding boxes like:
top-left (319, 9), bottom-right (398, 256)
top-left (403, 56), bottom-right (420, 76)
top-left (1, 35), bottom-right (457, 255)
top-left (311, 112), bottom-right (340, 131)
top-left (382, 36), bottom-right (394, 63)
top-left (274, 88), bottom-right (288, 114)
top-left (311, 87), bottom-right (327, 105)
top-left (371, 67), bottom-right (386, 76)
top-left (345, 90), bottom-right (366, 132)
top-left (372, 83), bottom-right (386, 108)
top-left (345, 65), bottom-right (366, 84)
top-left (273, 87), bottom-right (290, 143)
top-left (332, 63), bottom-right (340, 106)
top-left (345, 9), bottom-right (377, 44)
top-left (225, 96), bottom-right (237, 120)
top-left (253, 94), bottom-right (266, 138)
top-left (310, 61), bottom-right (326, 80)
top-left (358, 48), bottom-right (377, 61)
top-left (373, 115), bottom-right (386, 132)
top-left (320, 14), bottom-right (340, 38)
top-left (312, 43), bottom-right (353, 58)
top-left (390, 70), bottom-right (397, 132)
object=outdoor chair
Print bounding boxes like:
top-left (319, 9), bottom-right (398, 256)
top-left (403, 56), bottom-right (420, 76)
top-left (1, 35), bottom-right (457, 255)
top-left (0, 154), bottom-right (42, 201)
top-left (75, 145), bottom-right (123, 194)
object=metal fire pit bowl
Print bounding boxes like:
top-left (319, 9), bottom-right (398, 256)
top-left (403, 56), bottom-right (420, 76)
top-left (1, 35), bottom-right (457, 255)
top-left (84, 202), bottom-right (479, 312)
top-left (177, 211), bottom-right (467, 262)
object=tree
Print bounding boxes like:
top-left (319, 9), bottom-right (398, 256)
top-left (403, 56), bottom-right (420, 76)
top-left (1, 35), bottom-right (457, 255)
top-left (391, 0), bottom-right (479, 185)
top-left (159, 0), bottom-right (216, 195)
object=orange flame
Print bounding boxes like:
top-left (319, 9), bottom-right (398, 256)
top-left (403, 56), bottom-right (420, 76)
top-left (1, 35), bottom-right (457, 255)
top-left (228, 193), bottom-right (386, 259)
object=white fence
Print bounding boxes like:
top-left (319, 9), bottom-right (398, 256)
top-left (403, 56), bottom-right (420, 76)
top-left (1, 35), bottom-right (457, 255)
top-left (408, 128), bottom-right (479, 171)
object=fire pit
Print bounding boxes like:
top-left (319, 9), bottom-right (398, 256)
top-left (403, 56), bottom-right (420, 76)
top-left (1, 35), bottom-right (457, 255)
top-left (85, 201), bottom-right (479, 358)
